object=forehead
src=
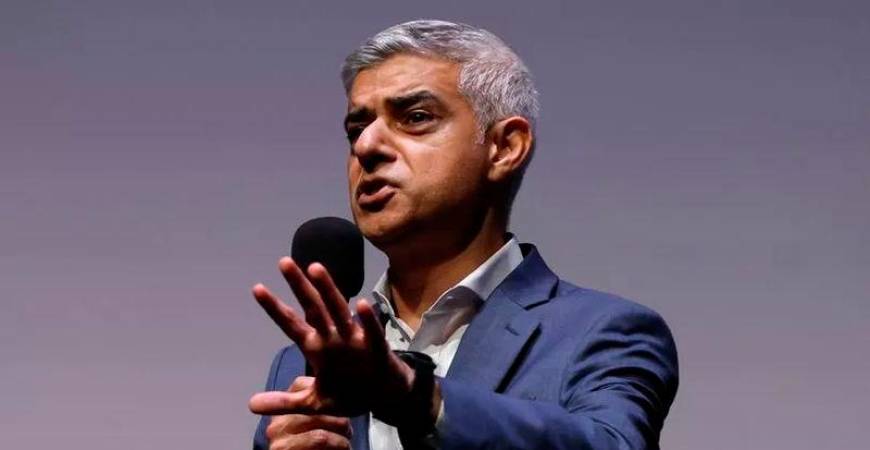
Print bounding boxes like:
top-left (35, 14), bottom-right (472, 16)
top-left (348, 54), bottom-right (463, 109)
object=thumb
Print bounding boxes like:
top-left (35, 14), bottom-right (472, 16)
top-left (289, 376), bottom-right (315, 393)
top-left (249, 390), bottom-right (311, 415)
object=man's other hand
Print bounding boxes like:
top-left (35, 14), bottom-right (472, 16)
top-left (256, 377), bottom-right (352, 450)
top-left (266, 416), bottom-right (350, 450)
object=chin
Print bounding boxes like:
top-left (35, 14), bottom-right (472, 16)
top-left (355, 210), bottom-right (414, 250)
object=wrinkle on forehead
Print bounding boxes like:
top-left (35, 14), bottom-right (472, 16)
top-left (347, 54), bottom-right (463, 111)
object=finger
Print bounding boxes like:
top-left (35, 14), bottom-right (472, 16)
top-left (356, 299), bottom-right (390, 357)
top-left (249, 390), bottom-right (316, 416)
top-left (289, 376), bottom-right (315, 393)
top-left (305, 415), bottom-right (353, 438)
top-left (273, 429), bottom-right (351, 450)
top-left (307, 263), bottom-right (354, 338)
top-left (268, 414), bottom-right (353, 439)
top-left (278, 257), bottom-right (335, 335)
top-left (297, 429), bottom-right (351, 450)
top-left (252, 284), bottom-right (313, 345)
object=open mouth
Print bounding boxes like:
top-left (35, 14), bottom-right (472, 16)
top-left (357, 179), bottom-right (396, 210)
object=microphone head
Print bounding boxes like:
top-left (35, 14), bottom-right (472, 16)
top-left (290, 217), bottom-right (364, 300)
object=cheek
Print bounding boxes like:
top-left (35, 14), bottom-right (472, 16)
top-left (415, 150), bottom-right (487, 205)
top-left (346, 159), bottom-right (360, 190)
top-left (399, 120), bottom-right (488, 205)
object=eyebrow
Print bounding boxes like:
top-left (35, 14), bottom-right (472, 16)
top-left (343, 108), bottom-right (373, 130)
top-left (385, 90), bottom-right (440, 111)
top-left (343, 90), bottom-right (442, 129)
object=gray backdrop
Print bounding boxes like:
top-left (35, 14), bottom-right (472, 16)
top-left (2, 1), bottom-right (868, 449)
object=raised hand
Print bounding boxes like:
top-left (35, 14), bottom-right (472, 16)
top-left (249, 257), bottom-right (413, 417)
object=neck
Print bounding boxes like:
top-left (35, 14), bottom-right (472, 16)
top-left (385, 214), bottom-right (507, 331)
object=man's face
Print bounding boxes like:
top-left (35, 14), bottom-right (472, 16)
top-left (344, 54), bottom-right (489, 248)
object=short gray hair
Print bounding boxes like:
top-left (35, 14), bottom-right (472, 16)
top-left (341, 20), bottom-right (539, 211)
top-left (341, 19), bottom-right (539, 136)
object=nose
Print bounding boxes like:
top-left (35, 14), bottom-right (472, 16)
top-left (351, 118), bottom-right (396, 173)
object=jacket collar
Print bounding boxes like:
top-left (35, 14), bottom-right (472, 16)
top-left (446, 243), bottom-right (558, 390)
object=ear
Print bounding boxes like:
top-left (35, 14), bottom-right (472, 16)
top-left (486, 116), bottom-right (534, 183)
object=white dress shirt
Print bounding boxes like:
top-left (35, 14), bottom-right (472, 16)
top-left (368, 237), bottom-right (524, 450)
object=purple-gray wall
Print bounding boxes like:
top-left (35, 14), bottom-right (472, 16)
top-left (2, 1), bottom-right (868, 448)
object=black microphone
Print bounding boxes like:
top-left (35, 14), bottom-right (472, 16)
top-left (290, 216), bottom-right (365, 300)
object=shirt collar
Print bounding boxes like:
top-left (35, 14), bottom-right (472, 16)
top-left (371, 235), bottom-right (523, 316)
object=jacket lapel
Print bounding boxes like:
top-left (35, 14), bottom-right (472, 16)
top-left (446, 244), bottom-right (558, 391)
top-left (350, 414), bottom-right (371, 450)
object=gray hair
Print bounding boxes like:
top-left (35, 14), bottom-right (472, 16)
top-left (341, 19), bottom-right (539, 137)
top-left (341, 20), bottom-right (539, 211)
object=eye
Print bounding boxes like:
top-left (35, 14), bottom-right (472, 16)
top-left (346, 125), bottom-right (365, 143)
top-left (404, 110), bottom-right (433, 125)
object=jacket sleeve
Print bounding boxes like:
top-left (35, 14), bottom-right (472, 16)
top-left (438, 306), bottom-right (679, 450)
top-left (253, 346), bottom-right (304, 450)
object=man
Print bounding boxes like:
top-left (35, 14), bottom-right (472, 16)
top-left (250, 20), bottom-right (678, 450)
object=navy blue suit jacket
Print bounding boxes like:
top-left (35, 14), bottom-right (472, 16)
top-left (254, 244), bottom-right (679, 449)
